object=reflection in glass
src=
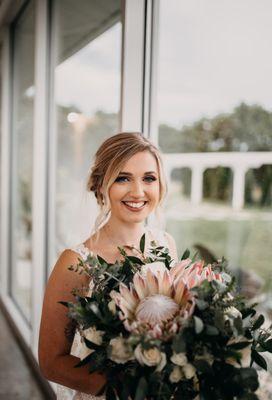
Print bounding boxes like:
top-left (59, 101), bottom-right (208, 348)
top-left (156, 0), bottom-right (272, 298)
top-left (51, 1), bottom-right (121, 256)
top-left (10, 1), bottom-right (35, 323)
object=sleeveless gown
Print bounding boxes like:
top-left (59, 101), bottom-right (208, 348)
top-left (56, 228), bottom-right (177, 399)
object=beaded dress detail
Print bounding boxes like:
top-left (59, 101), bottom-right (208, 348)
top-left (56, 228), bottom-right (177, 399)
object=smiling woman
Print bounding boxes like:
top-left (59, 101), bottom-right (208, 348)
top-left (38, 132), bottom-right (178, 399)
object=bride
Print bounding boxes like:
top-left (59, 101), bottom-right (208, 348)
top-left (38, 132), bottom-right (178, 399)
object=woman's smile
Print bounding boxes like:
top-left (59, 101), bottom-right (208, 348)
top-left (121, 200), bottom-right (148, 212)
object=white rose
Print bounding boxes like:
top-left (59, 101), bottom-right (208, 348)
top-left (141, 262), bottom-right (167, 277)
top-left (134, 344), bottom-right (167, 371)
top-left (79, 343), bottom-right (94, 360)
top-left (108, 299), bottom-right (117, 314)
top-left (169, 366), bottom-right (184, 383)
top-left (83, 326), bottom-right (104, 345)
top-left (109, 336), bottom-right (134, 364)
top-left (183, 363), bottom-right (196, 379)
top-left (78, 327), bottom-right (104, 361)
top-left (170, 352), bottom-right (188, 367)
top-left (224, 306), bottom-right (242, 320)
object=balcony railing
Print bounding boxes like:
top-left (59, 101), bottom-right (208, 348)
top-left (163, 152), bottom-right (272, 211)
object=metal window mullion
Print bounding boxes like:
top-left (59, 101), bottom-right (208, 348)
top-left (31, 0), bottom-right (49, 359)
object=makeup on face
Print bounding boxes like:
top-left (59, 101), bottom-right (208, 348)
top-left (108, 151), bottom-right (160, 223)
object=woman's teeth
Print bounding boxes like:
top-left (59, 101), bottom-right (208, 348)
top-left (122, 201), bottom-right (146, 210)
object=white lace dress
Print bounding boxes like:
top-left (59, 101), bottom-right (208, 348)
top-left (56, 228), bottom-right (176, 399)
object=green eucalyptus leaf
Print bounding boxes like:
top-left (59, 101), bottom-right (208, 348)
top-left (172, 332), bottom-right (186, 353)
top-left (252, 314), bottom-right (265, 331)
top-left (135, 376), bottom-right (148, 400)
top-left (263, 338), bottom-right (272, 352)
top-left (181, 248), bottom-right (190, 260)
top-left (84, 337), bottom-right (102, 351)
top-left (106, 385), bottom-right (117, 400)
top-left (206, 325), bottom-right (219, 335)
top-left (140, 234), bottom-right (145, 253)
top-left (194, 316), bottom-right (204, 334)
top-left (251, 349), bottom-right (267, 370)
top-left (97, 255), bottom-right (108, 266)
top-left (238, 367), bottom-right (259, 391)
top-left (193, 360), bottom-right (213, 374)
top-left (195, 299), bottom-right (209, 310)
top-left (58, 301), bottom-right (69, 308)
top-left (227, 341), bottom-right (252, 350)
top-left (126, 256), bottom-right (144, 264)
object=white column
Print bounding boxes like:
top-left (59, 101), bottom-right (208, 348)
top-left (121, 0), bottom-right (146, 131)
top-left (232, 167), bottom-right (246, 211)
top-left (191, 166), bottom-right (204, 205)
top-left (31, 0), bottom-right (49, 359)
top-left (0, 28), bottom-right (10, 298)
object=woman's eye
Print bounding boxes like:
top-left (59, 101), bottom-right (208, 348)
top-left (144, 176), bottom-right (157, 182)
top-left (115, 176), bottom-right (129, 182)
top-left (115, 175), bottom-right (157, 183)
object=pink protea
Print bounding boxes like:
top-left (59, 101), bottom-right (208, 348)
top-left (171, 259), bottom-right (223, 289)
top-left (110, 262), bottom-right (195, 338)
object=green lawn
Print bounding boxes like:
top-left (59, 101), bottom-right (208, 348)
top-left (166, 217), bottom-right (272, 292)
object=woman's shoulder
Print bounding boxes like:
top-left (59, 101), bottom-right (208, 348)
top-left (68, 242), bottom-right (93, 261)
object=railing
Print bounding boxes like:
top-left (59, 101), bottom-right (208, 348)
top-left (163, 152), bottom-right (272, 211)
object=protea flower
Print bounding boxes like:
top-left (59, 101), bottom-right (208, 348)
top-left (170, 259), bottom-right (223, 289)
top-left (110, 259), bottom-right (223, 339)
top-left (110, 260), bottom-right (195, 338)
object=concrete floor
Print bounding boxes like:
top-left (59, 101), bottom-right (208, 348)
top-left (0, 308), bottom-right (46, 400)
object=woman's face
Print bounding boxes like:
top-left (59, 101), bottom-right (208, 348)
top-left (108, 151), bottom-right (161, 224)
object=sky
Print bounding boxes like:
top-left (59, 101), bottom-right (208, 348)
top-left (55, 0), bottom-right (272, 129)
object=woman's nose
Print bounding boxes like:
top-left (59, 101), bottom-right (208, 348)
top-left (129, 180), bottom-right (145, 197)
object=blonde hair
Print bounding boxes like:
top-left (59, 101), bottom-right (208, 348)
top-left (87, 132), bottom-right (167, 233)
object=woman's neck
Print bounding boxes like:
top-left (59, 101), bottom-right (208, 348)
top-left (101, 218), bottom-right (147, 248)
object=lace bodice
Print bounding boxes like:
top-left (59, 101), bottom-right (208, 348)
top-left (56, 228), bottom-right (175, 399)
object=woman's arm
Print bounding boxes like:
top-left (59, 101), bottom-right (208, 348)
top-left (38, 249), bottom-right (106, 395)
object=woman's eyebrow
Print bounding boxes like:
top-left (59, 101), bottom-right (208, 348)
top-left (119, 171), bottom-right (158, 175)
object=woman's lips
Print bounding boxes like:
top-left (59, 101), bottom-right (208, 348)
top-left (121, 201), bottom-right (147, 212)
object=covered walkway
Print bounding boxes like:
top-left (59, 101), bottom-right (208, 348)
top-left (0, 305), bottom-right (54, 399)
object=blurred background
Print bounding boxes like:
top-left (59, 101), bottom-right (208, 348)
top-left (0, 0), bottom-right (271, 398)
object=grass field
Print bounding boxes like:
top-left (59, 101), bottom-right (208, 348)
top-left (166, 204), bottom-right (272, 292)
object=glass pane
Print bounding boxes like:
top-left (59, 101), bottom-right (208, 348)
top-left (51, 0), bottom-right (122, 258)
top-left (10, 1), bottom-right (35, 323)
top-left (203, 167), bottom-right (233, 205)
top-left (155, 0), bottom-right (272, 299)
top-left (245, 165), bottom-right (272, 208)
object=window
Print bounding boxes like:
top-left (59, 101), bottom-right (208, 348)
top-left (155, 0), bottom-right (272, 293)
top-left (49, 0), bottom-right (122, 260)
top-left (10, 1), bottom-right (35, 323)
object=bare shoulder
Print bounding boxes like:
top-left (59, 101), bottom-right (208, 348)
top-left (46, 249), bottom-right (90, 296)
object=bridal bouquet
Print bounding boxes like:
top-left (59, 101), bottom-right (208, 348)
top-left (60, 236), bottom-right (272, 400)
